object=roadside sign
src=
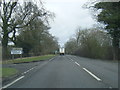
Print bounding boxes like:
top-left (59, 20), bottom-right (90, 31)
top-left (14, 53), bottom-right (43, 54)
top-left (11, 48), bottom-right (23, 55)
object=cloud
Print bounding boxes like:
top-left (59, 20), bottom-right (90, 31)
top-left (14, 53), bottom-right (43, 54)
top-left (44, 0), bottom-right (97, 46)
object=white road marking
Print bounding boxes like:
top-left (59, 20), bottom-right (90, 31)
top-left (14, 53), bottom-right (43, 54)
top-left (68, 58), bottom-right (74, 61)
top-left (75, 62), bottom-right (80, 66)
top-left (22, 57), bottom-right (53, 74)
top-left (69, 57), bottom-right (102, 82)
top-left (49, 56), bottom-right (56, 61)
top-left (83, 68), bottom-right (102, 81)
top-left (109, 87), bottom-right (112, 89)
top-left (22, 67), bottom-right (35, 74)
top-left (2, 76), bottom-right (24, 89)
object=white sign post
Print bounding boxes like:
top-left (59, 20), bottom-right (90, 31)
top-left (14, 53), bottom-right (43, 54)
top-left (11, 48), bottom-right (23, 59)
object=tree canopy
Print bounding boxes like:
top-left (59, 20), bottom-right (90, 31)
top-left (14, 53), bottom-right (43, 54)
top-left (93, 2), bottom-right (120, 60)
top-left (0, 0), bottom-right (58, 60)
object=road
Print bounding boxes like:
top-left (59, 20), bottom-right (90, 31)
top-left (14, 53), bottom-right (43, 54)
top-left (2, 55), bottom-right (118, 88)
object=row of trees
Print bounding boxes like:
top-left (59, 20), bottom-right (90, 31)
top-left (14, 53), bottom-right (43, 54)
top-left (65, 1), bottom-right (120, 60)
top-left (93, 1), bottom-right (120, 60)
top-left (0, 0), bottom-right (59, 60)
top-left (16, 25), bottom-right (59, 56)
top-left (65, 28), bottom-right (116, 60)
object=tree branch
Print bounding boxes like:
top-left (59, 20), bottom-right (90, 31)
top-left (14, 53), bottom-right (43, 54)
top-left (7, 2), bottom-right (17, 21)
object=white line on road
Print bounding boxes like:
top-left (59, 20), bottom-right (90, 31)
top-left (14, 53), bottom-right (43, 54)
top-left (2, 76), bottom-right (25, 89)
top-left (22, 67), bottom-right (35, 74)
top-left (71, 58), bottom-right (73, 61)
top-left (109, 87), bottom-right (112, 89)
top-left (68, 57), bottom-right (102, 82)
top-left (75, 62), bottom-right (80, 66)
top-left (49, 56), bottom-right (56, 61)
top-left (83, 68), bottom-right (102, 81)
top-left (68, 58), bottom-right (74, 61)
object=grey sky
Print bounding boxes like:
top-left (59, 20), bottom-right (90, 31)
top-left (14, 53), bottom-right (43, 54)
top-left (44, 0), bottom-right (97, 47)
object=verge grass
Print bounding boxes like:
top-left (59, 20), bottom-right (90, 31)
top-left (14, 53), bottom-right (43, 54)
top-left (0, 68), bottom-right (18, 78)
top-left (3, 54), bottom-right (56, 64)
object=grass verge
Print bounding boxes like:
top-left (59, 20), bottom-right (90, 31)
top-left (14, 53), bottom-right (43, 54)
top-left (0, 68), bottom-right (18, 78)
top-left (3, 54), bottom-right (56, 64)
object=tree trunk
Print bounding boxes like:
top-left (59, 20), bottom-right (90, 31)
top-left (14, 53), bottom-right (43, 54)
top-left (2, 35), bottom-right (9, 60)
top-left (2, 20), bottom-right (9, 60)
top-left (112, 37), bottom-right (119, 60)
top-left (118, 48), bottom-right (120, 60)
top-left (113, 46), bottom-right (118, 60)
top-left (2, 45), bottom-right (9, 60)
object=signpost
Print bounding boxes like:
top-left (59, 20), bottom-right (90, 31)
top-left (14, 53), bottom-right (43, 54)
top-left (11, 48), bottom-right (23, 59)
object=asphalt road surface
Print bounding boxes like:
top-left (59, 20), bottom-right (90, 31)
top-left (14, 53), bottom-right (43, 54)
top-left (2, 55), bottom-right (118, 88)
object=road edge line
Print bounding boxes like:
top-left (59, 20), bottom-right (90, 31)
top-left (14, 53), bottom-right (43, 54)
top-left (2, 76), bottom-right (24, 89)
top-left (22, 67), bottom-right (35, 75)
top-left (49, 56), bottom-right (56, 61)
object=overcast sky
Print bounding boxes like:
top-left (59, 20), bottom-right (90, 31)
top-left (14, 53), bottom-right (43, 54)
top-left (44, 0), bottom-right (97, 47)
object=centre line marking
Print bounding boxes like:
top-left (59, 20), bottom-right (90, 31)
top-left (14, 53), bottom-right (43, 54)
top-left (2, 76), bottom-right (25, 89)
top-left (83, 68), bottom-right (102, 81)
top-left (68, 58), bottom-right (74, 62)
top-left (75, 62), bottom-right (80, 66)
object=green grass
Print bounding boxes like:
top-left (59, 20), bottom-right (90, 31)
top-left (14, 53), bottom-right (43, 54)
top-left (3, 54), bottom-right (56, 64)
top-left (0, 46), bottom-right (2, 54)
top-left (0, 68), bottom-right (18, 78)
top-left (0, 46), bottom-right (2, 61)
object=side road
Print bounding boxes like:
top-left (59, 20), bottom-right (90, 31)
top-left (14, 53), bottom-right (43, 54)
top-left (2, 55), bottom-right (118, 88)
top-left (2, 55), bottom-right (56, 86)
top-left (3, 55), bottom-right (118, 88)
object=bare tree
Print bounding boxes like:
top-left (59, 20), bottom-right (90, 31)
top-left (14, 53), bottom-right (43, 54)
top-left (0, 0), bottom-right (54, 60)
